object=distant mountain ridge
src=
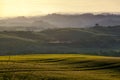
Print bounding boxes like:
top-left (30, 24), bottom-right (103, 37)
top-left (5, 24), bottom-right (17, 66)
top-left (0, 13), bottom-right (120, 31)
top-left (41, 13), bottom-right (120, 28)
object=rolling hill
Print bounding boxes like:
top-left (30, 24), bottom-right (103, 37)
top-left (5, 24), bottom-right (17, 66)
top-left (0, 13), bottom-right (120, 31)
top-left (41, 13), bottom-right (120, 27)
top-left (0, 54), bottom-right (119, 80)
top-left (0, 26), bottom-right (119, 56)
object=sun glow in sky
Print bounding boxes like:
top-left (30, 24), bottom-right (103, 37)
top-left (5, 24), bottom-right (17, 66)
top-left (0, 0), bottom-right (120, 17)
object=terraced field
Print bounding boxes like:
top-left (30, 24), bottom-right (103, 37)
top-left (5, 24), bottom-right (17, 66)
top-left (0, 54), bottom-right (120, 80)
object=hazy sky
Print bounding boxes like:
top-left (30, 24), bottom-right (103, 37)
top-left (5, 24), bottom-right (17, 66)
top-left (0, 0), bottom-right (120, 17)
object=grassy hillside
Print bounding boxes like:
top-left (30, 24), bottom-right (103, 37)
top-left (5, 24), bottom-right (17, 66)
top-left (0, 26), bottom-right (120, 56)
top-left (0, 54), bottom-right (119, 80)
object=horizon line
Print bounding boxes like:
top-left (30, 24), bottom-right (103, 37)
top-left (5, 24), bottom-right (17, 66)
top-left (1, 12), bottom-right (120, 19)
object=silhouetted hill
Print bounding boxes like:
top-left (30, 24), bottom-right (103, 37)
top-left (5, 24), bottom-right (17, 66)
top-left (41, 13), bottom-right (120, 27)
top-left (0, 13), bottom-right (120, 31)
top-left (0, 16), bottom-right (57, 31)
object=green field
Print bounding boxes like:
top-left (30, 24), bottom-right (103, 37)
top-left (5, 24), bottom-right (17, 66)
top-left (0, 54), bottom-right (120, 80)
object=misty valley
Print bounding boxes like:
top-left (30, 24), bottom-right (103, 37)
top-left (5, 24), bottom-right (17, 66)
top-left (0, 13), bottom-right (120, 80)
top-left (0, 14), bottom-right (120, 56)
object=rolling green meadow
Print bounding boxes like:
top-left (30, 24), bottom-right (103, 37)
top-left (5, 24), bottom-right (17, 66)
top-left (0, 54), bottom-right (119, 80)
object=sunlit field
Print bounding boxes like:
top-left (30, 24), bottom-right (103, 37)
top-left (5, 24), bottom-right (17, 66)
top-left (0, 54), bottom-right (119, 80)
